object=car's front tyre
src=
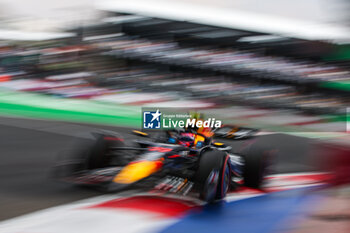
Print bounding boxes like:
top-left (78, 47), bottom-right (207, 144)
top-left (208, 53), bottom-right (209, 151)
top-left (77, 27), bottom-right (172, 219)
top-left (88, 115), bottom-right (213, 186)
top-left (195, 149), bottom-right (231, 203)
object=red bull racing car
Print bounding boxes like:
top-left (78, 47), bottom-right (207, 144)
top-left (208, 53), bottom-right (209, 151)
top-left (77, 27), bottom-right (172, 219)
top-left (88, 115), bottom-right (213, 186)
top-left (54, 128), bottom-right (269, 203)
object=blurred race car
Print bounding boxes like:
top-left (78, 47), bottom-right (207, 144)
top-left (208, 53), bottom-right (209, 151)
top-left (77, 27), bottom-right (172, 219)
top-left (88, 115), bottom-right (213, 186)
top-left (54, 128), bottom-right (269, 203)
top-left (187, 112), bottom-right (259, 140)
top-left (213, 125), bottom-right (259, 139)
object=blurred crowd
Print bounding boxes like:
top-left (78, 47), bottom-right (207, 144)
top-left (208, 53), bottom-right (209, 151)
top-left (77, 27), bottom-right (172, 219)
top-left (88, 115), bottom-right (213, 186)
top-left (103, 37), bottom-right (349, 83)
top-left (0, 13), bottom-right (349, 116)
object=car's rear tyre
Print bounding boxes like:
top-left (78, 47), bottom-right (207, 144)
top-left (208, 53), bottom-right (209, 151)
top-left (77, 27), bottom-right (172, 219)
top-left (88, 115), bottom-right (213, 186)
top-left (53, 132), bottom-right (125, 180)
top-left (87, 133), bottom-right (125, 169)
top-left (241, 144), bottom-right (269, 189)
top-left (195, 149), bottom-right (231, 203)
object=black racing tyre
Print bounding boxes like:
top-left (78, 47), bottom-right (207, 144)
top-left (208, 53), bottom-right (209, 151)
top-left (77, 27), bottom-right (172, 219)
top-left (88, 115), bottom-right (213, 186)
top-left (241, 144), bottom-right (269, 189)
top-left (195, 149), bottom-right (231, 203)
top-left (215, 153), bottom-right (231, 200)
top-left (53, 133), bottom-right (125, 179)
top-left (87, 133), bottom-right (125, 169)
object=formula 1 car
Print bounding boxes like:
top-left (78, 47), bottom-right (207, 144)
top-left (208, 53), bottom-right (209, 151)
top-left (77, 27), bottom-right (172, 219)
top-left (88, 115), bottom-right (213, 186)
top-left (54, 128), bottom-right (269, 203)
top-left (213, 125), bottom-right (259, 139)
top-left (188, 112), bottom-right (259, 140)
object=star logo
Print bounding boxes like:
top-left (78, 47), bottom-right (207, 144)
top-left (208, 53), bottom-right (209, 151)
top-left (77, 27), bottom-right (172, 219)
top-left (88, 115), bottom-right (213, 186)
top-left (150, 109), bottom-right (161, 122)
top-left (143, 109), bottom-right (162, 129)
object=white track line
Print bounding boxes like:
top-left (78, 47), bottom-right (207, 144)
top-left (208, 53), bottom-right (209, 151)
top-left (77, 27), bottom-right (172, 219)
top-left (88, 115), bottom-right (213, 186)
top-left (0, 172), bottom-right (326, 233)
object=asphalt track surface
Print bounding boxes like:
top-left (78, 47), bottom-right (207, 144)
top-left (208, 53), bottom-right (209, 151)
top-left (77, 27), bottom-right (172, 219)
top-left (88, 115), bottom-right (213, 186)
top-left (0, 116), bottom-right (319, 221)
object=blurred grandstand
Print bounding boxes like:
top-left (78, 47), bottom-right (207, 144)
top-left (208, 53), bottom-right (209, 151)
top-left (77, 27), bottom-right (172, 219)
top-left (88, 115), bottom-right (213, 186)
top-left (1, 2), bottom-right (350, 232)
top-left (0, 2), bottom-right (349, 133)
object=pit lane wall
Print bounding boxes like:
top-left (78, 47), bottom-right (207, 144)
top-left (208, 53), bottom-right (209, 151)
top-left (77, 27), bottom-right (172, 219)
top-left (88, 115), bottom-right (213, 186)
top-left (0, 89), bottom-right (141, 127)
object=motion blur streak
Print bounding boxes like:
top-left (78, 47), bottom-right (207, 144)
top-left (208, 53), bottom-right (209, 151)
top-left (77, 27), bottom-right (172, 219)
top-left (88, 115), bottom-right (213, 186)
top-left (0, 0), bottom-right (350, 233)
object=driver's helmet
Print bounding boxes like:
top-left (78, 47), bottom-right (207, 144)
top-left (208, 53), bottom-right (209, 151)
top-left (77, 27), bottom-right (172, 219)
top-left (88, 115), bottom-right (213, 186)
top-left (177, 132), bottom-right (195, 147)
